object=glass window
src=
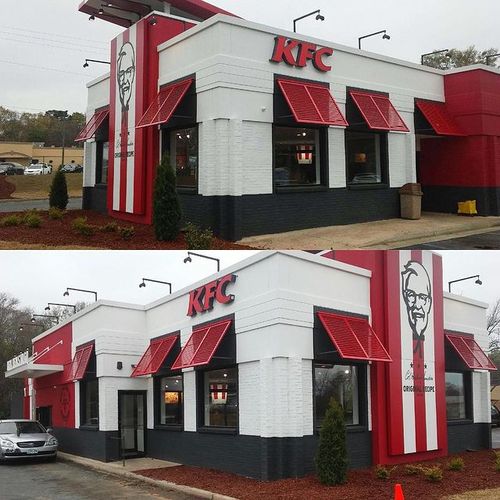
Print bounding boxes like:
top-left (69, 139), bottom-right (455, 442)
top-left (170, 127), bottom-right (198, 188)
top-left (96, 141), bottom-right (109, 184)
top-left (345, 131), bottom-right (384, 185)
top-left (445, 372), bottom-right (467, 420)
top-left (203, 367), bottom-right (238, 428)
top-left (274, 126), bottom-right (321, 187)
top-left (81, 379), bottom-right (99, 427)
top-left (315, 364), bottom-right (359, 426)
top-left (159, 375), bottom-right (183, 426)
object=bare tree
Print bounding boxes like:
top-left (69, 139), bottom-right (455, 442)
top-left (488, 299), bottom-right (500, 352)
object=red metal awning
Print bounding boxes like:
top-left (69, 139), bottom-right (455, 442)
top-left (136, 79), bottom-right (193, 129)
top-left (445, 333), bottom-right (496, 370)
top-left (75, 109), bottom-right (109, 142)
top-left (131, 335), bottom-right (179, 377)
top-left (349, 91), bottom-right (409, 132)
top-left (277, 79), bottom-right (348, 127)
top-left (68, 344), bottom-right (94, 381)
top-left (415, 99), bottom-right (466, 136)
top-left (171, 319), bottom-right (232, 370)
top-left (317, 311), bottom-right (392, 362)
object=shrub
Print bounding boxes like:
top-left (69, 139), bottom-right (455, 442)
top-left (118, 226), bottom-right (135, 240)
top-left (404, 464), bottom-right (422, 475)
top-left (423, 466), bottom-right (443, 482)
top-left (0, 214), bottom-right (22, 227)
top-left (72, 217), bottom-right (94, 236)
top-left (374, 465), bottom-right (396, 480)
top-left (99, 222), bottom-right (119, 233)
top-left (315, 398), bottom-right (348, 485)
top-left (184, 222), bottom-right (214, 250)
top-left (49, 168), bottom-right (69, 209)
top-left (448, 457), bottom-right (465, 471)
top-left (495, 456), bottom-right (500, 472)
top-left (153, 154), bottom-right (182, 241)
top-left (48, 207), bottom-right (65, 220)
top-left (24, 212), bottom-right (42, 228)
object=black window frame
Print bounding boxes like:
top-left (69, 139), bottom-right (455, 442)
top-left (95, 140), bottom-right (109, 185)
top-left (344, 87), bottom-right (390, 190)
top-left (78, 343), bottom-right (99, 430)
top-left (445, 371), bottom-right (473, 423)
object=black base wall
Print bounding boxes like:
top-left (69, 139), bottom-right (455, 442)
top-left (52, 428), bottom-right (120, 462)
top-left (147, 429), bottom-right (372, 480)
top-left (447, 422), bottom-right (491, 454)
top-left (421, 186), bottom-right (500, 216)
top-left (83, 186), bottom-right (107, 214)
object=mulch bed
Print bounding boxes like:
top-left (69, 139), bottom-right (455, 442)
top-left (136, 450), bottom-right (500, 500)
top-left (0, 177), bottom-right (15, 199)
top-left (0, 210), bottom-right (251, 249)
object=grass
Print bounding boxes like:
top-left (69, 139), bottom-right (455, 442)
top-left (5, 173), bottom-right (83, 199)
top-left (444, 488), bottom-right (500, 499)
top-left (0, 241), bottom-right (101, 249)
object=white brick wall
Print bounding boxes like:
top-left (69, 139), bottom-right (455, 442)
top-left (183, 370), bottom-right (197, 432)
top-left (473, 371), bottom-right (491, 423)
top-left (328, 127), bottom-right (346, 188)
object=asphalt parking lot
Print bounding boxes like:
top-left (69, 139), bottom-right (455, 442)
top-left (400, 228), bottom-right (500, 249)
top-left (0, 458), bottom-right (195, 500)
top-left (0, 198), bottom-right (82, 213)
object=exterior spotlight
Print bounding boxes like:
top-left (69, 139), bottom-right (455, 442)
top-left (63, 288), bottom-right (98, 301)
top-left (184, 256), bottom-right (192, 264)
top-left (149, 16), bottom-right (157, 26)
top-left (315, 14), bottom-right (325, 21)
top-left (358, 30), bottom-right (391, 50)
top-left (89, 15), bottom-right (95, 21)
top-left (98, 7), bottom-right (104, 15)
top-left (421, 49), bottom-right (450, 65)
top-left (139, 278), bottom-right (172, 293)
top-left (19, 326), bottom-right (23, 331)
top-left (383, 33), bottom-right (391, 40)
top-left (448, 275), bottom-right (482, 292)
top-left (83, 61), bottom-right (89, 68)
top-left (139, 282), bottom-right (146, 288)
top-left (63, 290), bottom-right (69, 297)
top-left (183, 252), bottom-right (220, 272)
top-left (293, 10), bottom-right (325, 33)
top-left (44, 306), bottom-right (50, 311)
top-left (31, 317), bottom-right (36, 323)
top-left (475, 278), bottom-right (483, 285)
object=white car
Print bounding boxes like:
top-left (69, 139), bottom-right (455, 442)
top-left (24, 164), bottom-right (51, 175)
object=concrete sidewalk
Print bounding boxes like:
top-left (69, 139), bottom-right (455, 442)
top-left (238, 213), bottom-right (500, 249)
top-left (58, 452), bottom-right (236, 500)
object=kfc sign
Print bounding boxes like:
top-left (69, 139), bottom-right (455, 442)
top-left (187, 274), bottom-right (237, 317)
top-left (270, 36), bottom-right (333, 72)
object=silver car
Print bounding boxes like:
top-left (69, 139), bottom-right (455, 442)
top-left (0, 419), bottom-right (58, 462)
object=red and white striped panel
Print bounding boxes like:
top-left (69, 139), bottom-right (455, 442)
top-left (386, 250), bottom-right (446, 456)
top-left (210, 384), bottom-right (228, 404)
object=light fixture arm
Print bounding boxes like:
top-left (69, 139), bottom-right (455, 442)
top-left (420, 49), bottom-right (450, 65)
top-left (140, 279), bottom-right (172, 294)
top-left (45, 302), bottom-right (77, 313)
top-left (448, 275), bottom-right (482, 293)
top-left (83, 59), bottom-right (111, 68)
top-left (31, 314), bottom-right (58, 324)
top-left (293, 9), bottom-right (323, 33)
top-left (64, 287), bottom-right (98, 301)
top-left (358, 30), bottom-right (389, 50)
top-left (185, 251), bottom-right (221, 272)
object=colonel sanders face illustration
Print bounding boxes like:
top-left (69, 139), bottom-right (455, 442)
top-left (117, 42), bottom-right (135, 112)
top-left (402, 261), bottom-right (432, 346)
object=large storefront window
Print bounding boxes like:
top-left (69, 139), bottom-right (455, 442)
top-left (170, 127), bottom-right (198, 188)
top-left (345, 131), bottom-right (386, 185)
top-left (202, 367), bottom-right (238, 428)
top-left (96, 141), bottom-right (109, 184)
top-left (315, 364), bottom-right (359, 426)
top-left (445, 372), bottom-right (467, 420)
top-left (159, 375), bottom-right (183, 426)
top-left (81, 379), bottom-right (99, 427)
top-left (274, 126), bottom-right (322, 188)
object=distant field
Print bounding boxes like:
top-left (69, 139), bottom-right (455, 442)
top-left (6, 173), bottom-right (83, 199)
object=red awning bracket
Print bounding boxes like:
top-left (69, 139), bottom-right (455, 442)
top-left (171, 319), bottom-right (232, 370)
top-left (349, 91), bottom-right (409, 132)
top-left (277, 79), bottom-right (348, 127)
top-left (445, 333), bottom-right (496, 370)
top-left (415, 99), bottom-right (466, 136)
top-left (75, 109), bottom-right (109, 142)
top-left (68, 343), bottom-right (94, 381)
top-left (317, 311), bottom-right (392, 362)
top-left (131, 335), bottom-right (179, 377)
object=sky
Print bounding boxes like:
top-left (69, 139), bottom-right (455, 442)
top-left (0, 0), bottom-right (499, 113)
top-left (0, 250), bottom-right (499, 316)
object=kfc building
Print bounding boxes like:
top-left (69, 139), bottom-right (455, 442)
top-left (76, 1), bottom-right (500, 241)
top-left (5, 250), bottom-right (495, 479)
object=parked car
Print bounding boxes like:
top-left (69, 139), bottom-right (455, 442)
top-left (492, 405), bottom-right (500, 427)
top-left (0, 419), bottom-right (58, 462)
top-left (24, 163), bottom-right (51, 175)
top-left (60, 163), bottom-right (83, 173)
top-left (0, 162), bottom-right (25, 175)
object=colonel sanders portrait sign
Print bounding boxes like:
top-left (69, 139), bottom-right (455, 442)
top-left (117, 42), bottom-right (135, 113)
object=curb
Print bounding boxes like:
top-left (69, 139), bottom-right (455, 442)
top-left (58, 452), bottom-right (236, 500)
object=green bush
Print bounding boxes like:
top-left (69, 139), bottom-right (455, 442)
top-left (448, 457), bottom-right (465, 471)
top-left (423, 466), bottom-right (443, 482)
top-left (72, 217), bottom-right (94, 236)
top-left (315, 398), bottom-right (348, 485)
top-left (118, 226), bottom-right (135, 240)
top-left (495, 456), bottom-right (500, 472)
top-left (99, 222), bottom-right (119, 233)
top-left (404, 464), bottom-right (422, 475)
top-left (153, 154), bottom-right (181, 241)
top-left (0, 214), bottom-right (22, 227)
top-left (24, 213), bottom-right (42, 228)
top-left (49, 168), bottom-right (69, 209)
top-left (374, 465), bottom-right (396, 480)
top-left (48, 207), bottom-right (65, 220)
top-left (184, 222), bottom-right (214, 250)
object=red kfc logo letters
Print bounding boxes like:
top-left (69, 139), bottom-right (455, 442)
top-left (270, 36), bottom-right (333, 72)
top-left (187, 274), bottom-right (237, 317)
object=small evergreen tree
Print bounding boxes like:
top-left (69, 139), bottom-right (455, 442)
top-left (316, 398), bottom-right (348, 485)
top-left (49, 168), bottom-right (68, 209)
top-left (153, 154), bottom-right (182, 241)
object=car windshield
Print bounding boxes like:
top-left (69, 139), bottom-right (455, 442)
top-left (29, 166), bottom-right (42, 170)
top-left (0, 421), bottom-right (46, 434)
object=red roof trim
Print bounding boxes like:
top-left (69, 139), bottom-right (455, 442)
top-left (277, 79), bottom-right (348, 127)
top-left (445, 333), bottom-right (496, 371)
top-left (415, 99), bottom-right (466, 136)
top-left (68, 344), bottom-right (94, 381)
top-left (75, 109), bottom-right (109, 142)
top-left (136, 78), bottom-right (193, 129)
top-left (131, 335), bottom-right (179, 377)
top-left (317, 311), bottom-right (392, 362)
top-left (349, 91), bottom-right (409, 132)
top-left (171, 319), bottom-right (232, 370)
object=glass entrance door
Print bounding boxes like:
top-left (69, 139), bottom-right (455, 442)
top-left (118, 392), bottom-right (146, 458)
